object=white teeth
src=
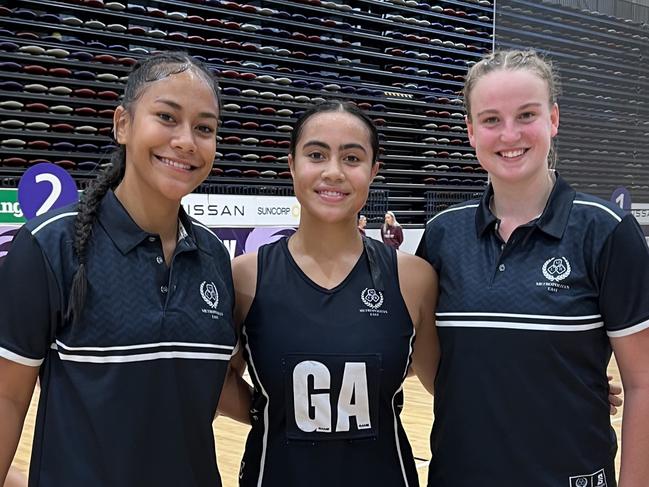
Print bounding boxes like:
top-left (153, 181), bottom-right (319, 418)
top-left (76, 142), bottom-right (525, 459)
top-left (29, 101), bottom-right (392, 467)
top-left (159, 156), bottom-right (192, 170)
top-left (500, 149), bottom-right (525, 158)
top-left (320, 190), bottom-right (344, 197)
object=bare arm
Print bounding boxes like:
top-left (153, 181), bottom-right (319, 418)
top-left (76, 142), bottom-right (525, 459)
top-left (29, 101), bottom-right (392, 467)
top-left (397, 252), bottom-right (439, 395)
top-left (0, 358), bottom-right (38, 484)
top-left (612, 328), bottom-right (649, 487)
top-left (4, 467), bottom-right (27, 487)
top-left (216, 351), bottom-right (252, 425)
top-left (608, 375), bottom-right (623, 415)
top-left (216, 253), bottom-right (259, 424)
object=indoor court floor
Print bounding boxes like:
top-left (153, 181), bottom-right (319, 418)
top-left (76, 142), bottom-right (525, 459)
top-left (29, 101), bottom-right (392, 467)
top-left (12, 361), bottom-right (624, 486)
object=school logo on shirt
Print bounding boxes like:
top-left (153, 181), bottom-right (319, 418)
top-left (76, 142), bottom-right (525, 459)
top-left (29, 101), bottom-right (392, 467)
top-left (569, 468), bottom-right (607, 487)
top-left (200, 281), bottom-right (219, 308)
top-left (542, 257), bottom-right (571, 282)
top-left (200, 281), bottom-right (223, 319)
top-left (536, 256), bottom-right (571, 292)
top-left (360, 288), bottom-right (388, 317)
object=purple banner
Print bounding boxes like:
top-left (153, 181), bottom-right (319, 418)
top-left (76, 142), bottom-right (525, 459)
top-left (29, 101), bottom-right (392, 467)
top-left (213, 227), bottom-right (296, 259)
top-left (0, 225), bottom-right (20, 264)
top-left (0, 225), bottom-right (296, 267)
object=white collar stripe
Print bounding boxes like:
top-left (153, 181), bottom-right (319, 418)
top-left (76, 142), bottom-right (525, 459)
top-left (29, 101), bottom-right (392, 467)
top-left (607, 317), bottom-right (649, 338)
top-left (426, 203), bottom-right (479, 224)
top-left (0, 346), bottom-right (44, 367)
top-left (574, 200), bottom-right (622, 222)
top-left (436, 320), bottom-right (604, 332)
top-left (31, 211), bottom-right (78, 235)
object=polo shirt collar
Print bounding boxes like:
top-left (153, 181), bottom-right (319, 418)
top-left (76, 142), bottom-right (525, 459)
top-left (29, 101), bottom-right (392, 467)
top-left (98, 190), bottom-right (201, 254)
top-left (475, 184), bottom-right (498, 237)
top-left (475, 172), bottom-right (575, 240)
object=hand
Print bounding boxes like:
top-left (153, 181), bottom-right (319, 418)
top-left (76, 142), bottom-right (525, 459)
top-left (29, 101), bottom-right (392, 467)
top-left (608, 374), bottom-right (623, 415)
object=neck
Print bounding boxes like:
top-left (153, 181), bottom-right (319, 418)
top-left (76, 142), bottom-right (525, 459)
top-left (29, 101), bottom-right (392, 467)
top-left (490, 170), bottom-right (555, 223)
top-left (290, 214), bottom-right (364, 260)
top-left (114, 177), bottom-right (180, 243)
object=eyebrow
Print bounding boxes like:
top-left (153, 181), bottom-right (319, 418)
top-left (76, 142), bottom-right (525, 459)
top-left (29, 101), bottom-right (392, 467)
top-left (155, 99), bottom-right (219, 120)
top-left (476, 102), bottom-right (542, 117)
top-left (303, 141), bottom-right (368, 153)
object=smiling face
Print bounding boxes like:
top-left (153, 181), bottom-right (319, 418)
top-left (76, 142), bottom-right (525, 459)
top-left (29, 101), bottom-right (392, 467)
top-left (466, 69), bottom-right (559, 187)
top-left (114, 70), bottom-right (219, 204)
top-left (288, 111), bottom-right (379, 225)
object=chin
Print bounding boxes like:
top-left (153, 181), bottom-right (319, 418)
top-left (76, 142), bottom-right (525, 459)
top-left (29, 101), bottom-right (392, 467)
top-left (158, 181), bottom-right (197, 202)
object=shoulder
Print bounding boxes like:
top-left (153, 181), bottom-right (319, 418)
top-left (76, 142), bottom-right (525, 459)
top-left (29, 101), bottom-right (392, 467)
top-left (23, 201), bottom-right (79, 241)
top-left (232, 251), bottom-right (259, 325)
top-left (571, 192), bottom-right (626, 226)
top-left (396, 252), bottom-right (438, 343)
top-left (397, 252), bottom-right (436, 293)
top-left (424, 198), bottom-right (480, 230)
top-left (232, 251), bottom-right (258, 281)
top-left (187, 217), bottom-right (231, 261)
top-left (568, 193), bottom-right (630, 251)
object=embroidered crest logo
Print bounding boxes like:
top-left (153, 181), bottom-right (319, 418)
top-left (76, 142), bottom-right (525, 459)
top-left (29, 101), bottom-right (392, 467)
top-left (542, 256), bottom-right (571, 282)
top-left (569, 468), bottom-right (607, 487)
top-left (200, 281), bottom-right (219, 309)
top-left (361, 288), bottom-right (384, 310)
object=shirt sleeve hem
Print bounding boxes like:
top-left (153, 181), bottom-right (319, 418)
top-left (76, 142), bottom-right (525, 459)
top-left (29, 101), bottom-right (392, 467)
top-left (607, 317), bottom-right (649, 338)
top-left (0, 346), bottom-right (44, 367)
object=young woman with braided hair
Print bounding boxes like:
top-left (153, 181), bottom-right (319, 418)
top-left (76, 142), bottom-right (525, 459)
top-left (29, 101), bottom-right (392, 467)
top-left (0, 51), bottom-right (244, 487)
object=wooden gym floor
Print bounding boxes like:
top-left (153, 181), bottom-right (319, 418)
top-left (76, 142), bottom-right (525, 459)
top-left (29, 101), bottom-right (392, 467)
top-left (12, 361), bottom-right (623, 486)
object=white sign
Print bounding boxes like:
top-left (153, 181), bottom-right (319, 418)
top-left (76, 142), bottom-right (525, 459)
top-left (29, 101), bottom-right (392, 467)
top-left (631, 203), bottom-right (649, 226)
top-left (181, 194), bottom-right (300, 227)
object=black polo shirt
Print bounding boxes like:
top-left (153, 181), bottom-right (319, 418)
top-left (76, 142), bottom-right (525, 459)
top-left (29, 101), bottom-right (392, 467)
top-left (0, 190), bottom-right (236, 487)
top-left (417, 174), bottom-right (649, 487)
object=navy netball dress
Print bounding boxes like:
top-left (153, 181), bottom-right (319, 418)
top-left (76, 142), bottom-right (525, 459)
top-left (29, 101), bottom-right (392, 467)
top-left (239, 237), bottom-right (418, 487)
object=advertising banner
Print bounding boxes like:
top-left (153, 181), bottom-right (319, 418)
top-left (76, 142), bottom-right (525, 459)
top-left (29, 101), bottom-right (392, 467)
top-left (181, 194), bottom-right (300, 227)
top-left (213, 227), bottom-right (296, 259)
top-left (0, 189), bottom-right (26, 225)
top-left (631, 203), bottom-right (649, 227)
top-left (0, 188), bottom-right (300, 264)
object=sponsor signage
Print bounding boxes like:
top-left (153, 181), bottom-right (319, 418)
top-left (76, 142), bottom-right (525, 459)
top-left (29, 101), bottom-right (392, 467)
top-left (18, 163), bottom-right (79, 221)
top-left (0, 189), bottom-right (25, 224)
top-left (0, 189), bottom-right (300, 227)
top-left (631, 203), bottom-right (649, 226)
top-left (213, 227), bottom-right (296, 259)
top-left (610, 186), bottom-right (631, 211)
top-left (0, 189), bottom-right (300, 265)
top-left (181, 194), bottom-right (300, 227)
top-left (0, 225), bottom-right (20, 260)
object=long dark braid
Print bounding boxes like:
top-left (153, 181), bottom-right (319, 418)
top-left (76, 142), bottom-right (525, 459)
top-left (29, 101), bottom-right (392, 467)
top-left (66, 51), bottom-right (221, 323)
